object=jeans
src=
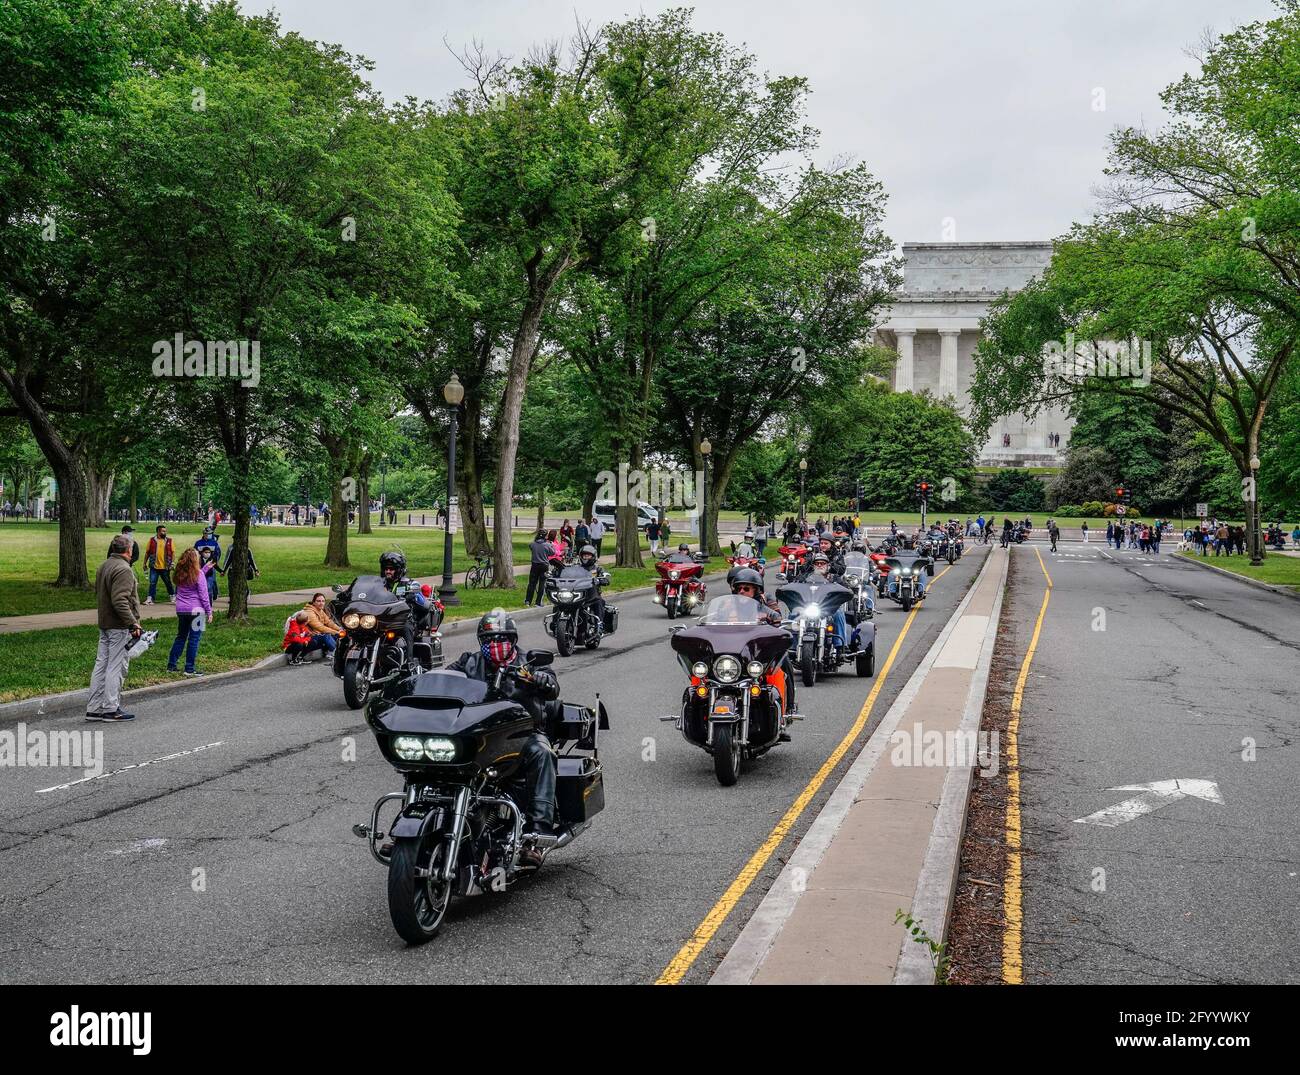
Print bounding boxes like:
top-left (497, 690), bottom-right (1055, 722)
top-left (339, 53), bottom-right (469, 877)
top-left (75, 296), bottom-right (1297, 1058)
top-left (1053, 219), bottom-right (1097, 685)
top-left (305, 633), bottom-right (336, 655)
top-left (88, 628), bottom-right (132, 714)
top-left (830, 608), bottom-right (847, 647)
top-left (525, 562), bottom-right (549, 605)
top-left (148, 566), bottom-right (174, 600)
top-left (167, 611), bottom-right (204, 672)
top-left (521, 732), bottom-right (557, 831)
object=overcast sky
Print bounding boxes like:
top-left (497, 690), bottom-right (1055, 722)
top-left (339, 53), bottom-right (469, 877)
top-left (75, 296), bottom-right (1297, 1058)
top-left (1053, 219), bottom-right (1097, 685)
top-left (247, 0), bottom-right (1276, 246)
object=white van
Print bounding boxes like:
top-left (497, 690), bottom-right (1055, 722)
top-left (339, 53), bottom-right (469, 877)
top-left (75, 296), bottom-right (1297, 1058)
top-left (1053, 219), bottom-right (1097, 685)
top-left (593, 502), bottom-right (659, 531)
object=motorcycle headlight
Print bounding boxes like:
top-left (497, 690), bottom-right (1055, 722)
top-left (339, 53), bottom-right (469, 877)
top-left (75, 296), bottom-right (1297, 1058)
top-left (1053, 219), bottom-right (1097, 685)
top-left (422, 736), bottom-right (457, 762)
top-left (746, 660), bottom-right (765, 677)
top-left (393, 736), bottom-right (425, 762)
top-left (901, 568), bottom-right (912, 575)
top-left (557, 590), bottom-right (576, 601)
top-left (801, 603), bottom-right (822, 619)
top-left (713, 656), bottom-right (741, 683)
top-left (360, 614), bottom-right (377, 629)
top-left (670, 570), bottom-right (680, 580)
top-left (691, 661), bottom-right (709, 677)
top-left (342, 612), bottom-right (361, 629)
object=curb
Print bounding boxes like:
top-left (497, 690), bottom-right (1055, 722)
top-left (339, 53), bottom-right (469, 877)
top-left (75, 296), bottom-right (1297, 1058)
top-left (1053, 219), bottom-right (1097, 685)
top-left (0, 570), bottom-right (725, 723)
top-left (710, 546), bottom-right (1000, 985)
top-left (1174, 552), bottom-right (1300, 601)
top-left (893, 545), bottom-right (1008, 984)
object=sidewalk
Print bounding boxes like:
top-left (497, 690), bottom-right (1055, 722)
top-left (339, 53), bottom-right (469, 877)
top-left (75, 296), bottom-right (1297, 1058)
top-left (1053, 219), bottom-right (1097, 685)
top-left (712, 546), bottom-right (1008, 985)
top-left (0, 556), bottom-right (617, 635)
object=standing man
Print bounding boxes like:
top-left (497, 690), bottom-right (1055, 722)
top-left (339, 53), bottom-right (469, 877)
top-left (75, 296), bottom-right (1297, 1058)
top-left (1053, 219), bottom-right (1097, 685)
top-left (88, 535), bottom-right (143, 722)
top-left (143, 524), bottom-right (175, 605)
top-left (1048, 518), bottom-right (1060, 553)
top-left (588, 514), bottom-right (606, 558)
top-left (646, 515), bottom-right (662, 556)
top-left (1081, 519), bottom-right (1089, 543)
top-left (112, 525), bottom-right (140, 566)
top-left (525, 530), bottom-right (553, 608)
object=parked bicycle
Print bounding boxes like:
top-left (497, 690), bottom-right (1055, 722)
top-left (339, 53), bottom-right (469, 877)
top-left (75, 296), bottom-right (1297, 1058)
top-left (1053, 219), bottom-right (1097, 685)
top-left (464, 555), bottom-right (495, 589)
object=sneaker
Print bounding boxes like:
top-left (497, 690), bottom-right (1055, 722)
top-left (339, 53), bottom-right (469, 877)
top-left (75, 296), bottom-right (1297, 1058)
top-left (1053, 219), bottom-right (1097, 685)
top-left (144, 597), bottom-right (154, 605)
top-left (85, 711), bottom-right (108, 722)
top-left (100, 710), bottom-right (136, 722)
top-left (183, 670), bottom-right (205, 677)
top-left (167, 666), bottom-right (179, 673)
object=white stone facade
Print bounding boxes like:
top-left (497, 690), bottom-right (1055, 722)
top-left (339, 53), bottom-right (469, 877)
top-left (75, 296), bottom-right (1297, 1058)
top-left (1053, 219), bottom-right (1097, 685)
top-left (876, 241), bottom-right (1071, 466)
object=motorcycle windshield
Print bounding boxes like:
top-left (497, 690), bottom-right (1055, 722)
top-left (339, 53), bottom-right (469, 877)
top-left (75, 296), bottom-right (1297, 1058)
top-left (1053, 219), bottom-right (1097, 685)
top-left (344, 575), bottom-right (405, 615)
top-left (776, 580), bottom-right (852, 614)
top-left (402, 669), bottom-right (490, 706)
top-left (700, 595), bottom-right (765, 625)
top-left (552, 566), bottom-right (595, 590)
top-left (843, 553), bottom-right (871, 571)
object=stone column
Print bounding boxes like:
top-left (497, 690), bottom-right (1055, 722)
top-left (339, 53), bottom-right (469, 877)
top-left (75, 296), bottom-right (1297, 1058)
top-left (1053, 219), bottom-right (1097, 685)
top-left (895, 330), bottom-right (915, 392)
top-left (939, 330), bottom-right (960, 399)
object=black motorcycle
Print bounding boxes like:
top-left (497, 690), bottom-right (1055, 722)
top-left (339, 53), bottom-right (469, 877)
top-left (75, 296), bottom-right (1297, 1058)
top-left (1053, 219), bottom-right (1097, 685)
top-left (543, 565), bottom-right (618, 656)
top-left (883, 555), bottom-right (929, 612)
top-left (664, 595), bottom-right (794, 785)
top-left (330, 575), bottom-right (442, 709)
top-left (777, 578), bottom-right (872, 686)
top-left (356, 655), bottom-right (609, 944)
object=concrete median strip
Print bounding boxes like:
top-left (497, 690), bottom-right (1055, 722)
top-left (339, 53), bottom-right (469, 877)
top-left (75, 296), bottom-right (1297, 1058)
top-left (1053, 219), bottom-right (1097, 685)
top-left (711, 546), bottom-right (1008, 985)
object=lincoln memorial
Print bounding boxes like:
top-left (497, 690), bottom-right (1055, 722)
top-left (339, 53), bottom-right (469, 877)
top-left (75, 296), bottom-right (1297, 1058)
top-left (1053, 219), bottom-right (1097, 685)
top-left (875, 241), bottom-right (1071, 466)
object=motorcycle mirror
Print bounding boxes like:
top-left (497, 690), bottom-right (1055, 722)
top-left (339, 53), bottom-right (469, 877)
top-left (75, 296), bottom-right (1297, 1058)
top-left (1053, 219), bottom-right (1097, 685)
top-left (331, 583), bottom-right (344, 593)
top-left (526, 649), bottom-right (554, 667)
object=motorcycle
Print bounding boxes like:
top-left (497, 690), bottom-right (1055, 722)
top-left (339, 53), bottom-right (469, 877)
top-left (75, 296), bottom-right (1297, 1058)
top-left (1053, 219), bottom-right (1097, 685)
top-left (654, 554), bottom-right (708, 618)
top-left (663, 595), bottom-right (794, 786)
top-left (543, 564), bottom-right (618, 656)
top-left (777, 578), bottom-right (874, 685)
top-left (775, 543), bottom-right (809, 582)
top-left (356, 654), bottom-right (609, 944)
top-left (883, 556), bottom-right (928, 612)
top-left (330, 575), bottom-right (443, 709)
top-left (725, 554), bottom-right (766, 586)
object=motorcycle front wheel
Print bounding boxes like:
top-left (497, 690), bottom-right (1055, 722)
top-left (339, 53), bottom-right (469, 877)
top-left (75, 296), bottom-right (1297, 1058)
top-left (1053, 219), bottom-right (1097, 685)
top-left (554, 615), bottom-right (575, 657)
top-left (665, 596), bottom-right (678, 619)
top-left (800, 639), bottom-right (818, 687)
top-left (713, 723), bottom-right (741, 786)
top-left (343, 655), bottom-right (370, 709)
top-left (387, 832), bottom-right (452, 945)
top-left (901, 593), bottom-right (914, 612)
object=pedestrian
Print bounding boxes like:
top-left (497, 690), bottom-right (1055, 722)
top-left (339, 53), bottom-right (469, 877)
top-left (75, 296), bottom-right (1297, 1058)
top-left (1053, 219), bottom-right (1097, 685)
top-left (1048, 518), bottom-right (1060, 552)
top-left (646, 515), bottom-right (662, 555)
top-left (194, 525), bottom-right (221, 600)
top-left (88, 535), bottom-right (143, 722)
top-left (525, 531), bottom-right (553, 607)
top-left (754, 518), bottom-right (768, 558)
top-left (166, 548), bottom-right (213, 675)
top-left (111, 524), bottom-right (141, 565)
top-left (143, 523), bottom-right (175, 604)
top-left (1081, 520), bottom-right (1089, 543)
top-left (588, 515), bottom-right (606, 558)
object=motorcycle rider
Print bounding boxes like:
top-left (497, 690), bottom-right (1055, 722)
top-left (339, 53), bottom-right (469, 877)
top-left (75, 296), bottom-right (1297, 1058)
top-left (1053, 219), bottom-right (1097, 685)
top-left (379, 550), bottom-right (433, 663)
top-left (574, 543), bottom-right (609, 627)
top-left (807, 550), bottom-right (850, 649)
top-left (730, 568), bottom-right (797, 729)
top-left (734, 530), bottom-right (757, 559)
top-left (448, 610), bottom-right (559, 868)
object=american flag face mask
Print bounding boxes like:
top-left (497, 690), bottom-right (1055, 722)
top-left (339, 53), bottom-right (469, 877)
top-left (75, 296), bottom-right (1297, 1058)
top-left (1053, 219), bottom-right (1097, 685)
top-left (483, 639), bottom-right (515, 667)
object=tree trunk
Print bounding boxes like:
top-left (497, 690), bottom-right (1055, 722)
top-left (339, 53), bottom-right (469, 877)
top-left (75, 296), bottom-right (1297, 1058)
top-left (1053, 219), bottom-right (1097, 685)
top-left (86, 462), bottom-right (113, 528)
top-left (129, 471), bottom-right (138, 525)
top-left (226, 456), bottom-right (254, 622)
top-left (358, 457), bottom-right (372, 535)
top-left (325, 474), bottom-right (350, 568)
top-left (53, 456), bottom-right (90, 587)
top-left (535, 489), bottom-right (547, 534)
top-left (615, 443), bottom-right (645, 569)
top-left (455, 392), bottom-right (491, 558)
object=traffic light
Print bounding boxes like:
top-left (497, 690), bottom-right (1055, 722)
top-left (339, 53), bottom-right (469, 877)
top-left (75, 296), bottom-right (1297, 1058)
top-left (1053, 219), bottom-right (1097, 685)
top-left (916, 480), bottom-right (932, 500)
top-left (1115, 485), bottom-right (1129, 504)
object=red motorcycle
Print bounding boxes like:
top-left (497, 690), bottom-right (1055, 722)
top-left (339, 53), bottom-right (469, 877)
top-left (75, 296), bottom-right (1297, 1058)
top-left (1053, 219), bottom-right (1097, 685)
top-left (654, 553), bottom-right (708, 618)
top-left (776, 544), bottom-right (809, 582)
top-left (725, 554), bottom-right (765, 586)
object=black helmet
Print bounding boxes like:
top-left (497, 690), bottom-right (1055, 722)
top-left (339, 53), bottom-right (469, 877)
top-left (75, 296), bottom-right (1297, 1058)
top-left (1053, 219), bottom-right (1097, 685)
top-left (476, 607), bottom-right (518, 645)
top-left (379, 551), bottom-right (406, 580)
top-left (678, 542), bottom-right (690, 553)
top-left (578, 544), bottom-right (597, 567)
top-left (729, 567), bottom-right (764, 594)
top-left (812, 551), bottom-right (830, 565)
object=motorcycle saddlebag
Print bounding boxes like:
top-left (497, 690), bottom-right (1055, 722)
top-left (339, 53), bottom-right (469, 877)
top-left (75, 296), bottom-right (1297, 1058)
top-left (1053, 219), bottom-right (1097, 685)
top-left (556, 755), bottom-right (605, 825)
top-left (602, 605), bottom-right (619, 635)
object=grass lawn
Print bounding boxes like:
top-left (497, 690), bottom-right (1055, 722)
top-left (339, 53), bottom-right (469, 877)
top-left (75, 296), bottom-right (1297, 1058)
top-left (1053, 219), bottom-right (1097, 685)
top-left (0, 563), bottom-right (665, 705)
top-left (1178, 550), bottom-right (1300, 592)
top-left (0, 522), bottom-right (648, 618)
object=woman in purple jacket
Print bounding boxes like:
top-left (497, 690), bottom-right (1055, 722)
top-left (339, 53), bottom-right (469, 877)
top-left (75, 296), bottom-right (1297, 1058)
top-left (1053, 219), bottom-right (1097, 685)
top-left (167, 548), bottom-right (214, 675)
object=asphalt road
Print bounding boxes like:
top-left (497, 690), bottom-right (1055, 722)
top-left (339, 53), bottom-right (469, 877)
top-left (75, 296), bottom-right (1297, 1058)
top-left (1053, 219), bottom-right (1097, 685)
top-left (0, 548), bottom-right (988, 984)
top-left (1004, 544), bottom-right (1300, 983)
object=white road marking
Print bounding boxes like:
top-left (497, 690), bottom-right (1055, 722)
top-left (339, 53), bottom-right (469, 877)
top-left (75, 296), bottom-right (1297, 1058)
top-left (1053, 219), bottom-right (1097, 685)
top-left (1073, 779), bottom-right (1224, 827)
top-left (35, 741), bottom-right (223, 794)
top-left (108, 838), bottom-right (168, 855)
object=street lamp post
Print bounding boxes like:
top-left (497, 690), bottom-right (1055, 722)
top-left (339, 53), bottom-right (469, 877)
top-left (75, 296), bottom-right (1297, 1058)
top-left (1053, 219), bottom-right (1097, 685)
top-left (439, 374), bottom-right (464, 605)
top-left (798, 458), bottom-right (807, 523)
top-left (1249, 454), bottom-right (1263, 566)
top-left (700, 438), bottom-right (711, 557)
top-left (195, 471), bottom-right (206, 523)
top-left (379, 463), bottom-right (387, 526)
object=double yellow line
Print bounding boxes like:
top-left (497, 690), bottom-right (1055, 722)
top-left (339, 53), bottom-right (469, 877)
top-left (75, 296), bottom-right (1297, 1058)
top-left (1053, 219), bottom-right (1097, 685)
top-left (656, 563), bottom-right (954, 985)
top-left (1001, 546), bottom-right (1052, 985)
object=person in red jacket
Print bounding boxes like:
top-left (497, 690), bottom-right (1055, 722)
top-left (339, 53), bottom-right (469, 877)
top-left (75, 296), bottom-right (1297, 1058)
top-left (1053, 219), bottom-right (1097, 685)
top-left (282, 612), bottom-right (314, 666)
top-left (143, 525), bottom-right (175, 604)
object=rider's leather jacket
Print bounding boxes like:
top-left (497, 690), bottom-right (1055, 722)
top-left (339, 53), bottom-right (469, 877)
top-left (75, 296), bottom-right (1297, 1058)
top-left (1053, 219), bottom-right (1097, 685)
top-left (448, 649), bottom-right (560, 733)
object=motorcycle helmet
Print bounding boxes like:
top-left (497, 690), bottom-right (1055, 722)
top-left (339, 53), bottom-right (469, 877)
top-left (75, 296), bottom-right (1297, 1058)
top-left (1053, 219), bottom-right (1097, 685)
top-left (476, 607), bottom-right (519, 667)
top-left (743, 529), bottom-right (754, 541)
top-left (729, 567), bottom-right (764, 600)
top-left (578, 544), bottom-right (598, 569)
top-left (678, 543), bottom-right (690, 553)
top-left (379, 550), bottom-right (407, 583)
top-left (812, 551), bottom-right (830, 570)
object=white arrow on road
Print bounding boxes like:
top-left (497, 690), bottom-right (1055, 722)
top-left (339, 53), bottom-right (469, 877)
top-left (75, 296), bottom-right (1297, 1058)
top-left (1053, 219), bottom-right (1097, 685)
top-left (1072, 779), bottom-right (1224, 827)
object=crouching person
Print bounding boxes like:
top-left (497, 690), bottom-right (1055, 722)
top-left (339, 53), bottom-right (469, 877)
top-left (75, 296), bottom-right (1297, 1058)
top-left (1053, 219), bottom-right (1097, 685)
top-left (283, 612), bottom-right (315, 665)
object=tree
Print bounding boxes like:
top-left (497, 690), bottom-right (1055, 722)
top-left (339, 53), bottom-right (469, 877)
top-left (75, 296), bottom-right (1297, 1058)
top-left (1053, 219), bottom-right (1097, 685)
top-left (986, 470), bottom-right (1047, 513)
